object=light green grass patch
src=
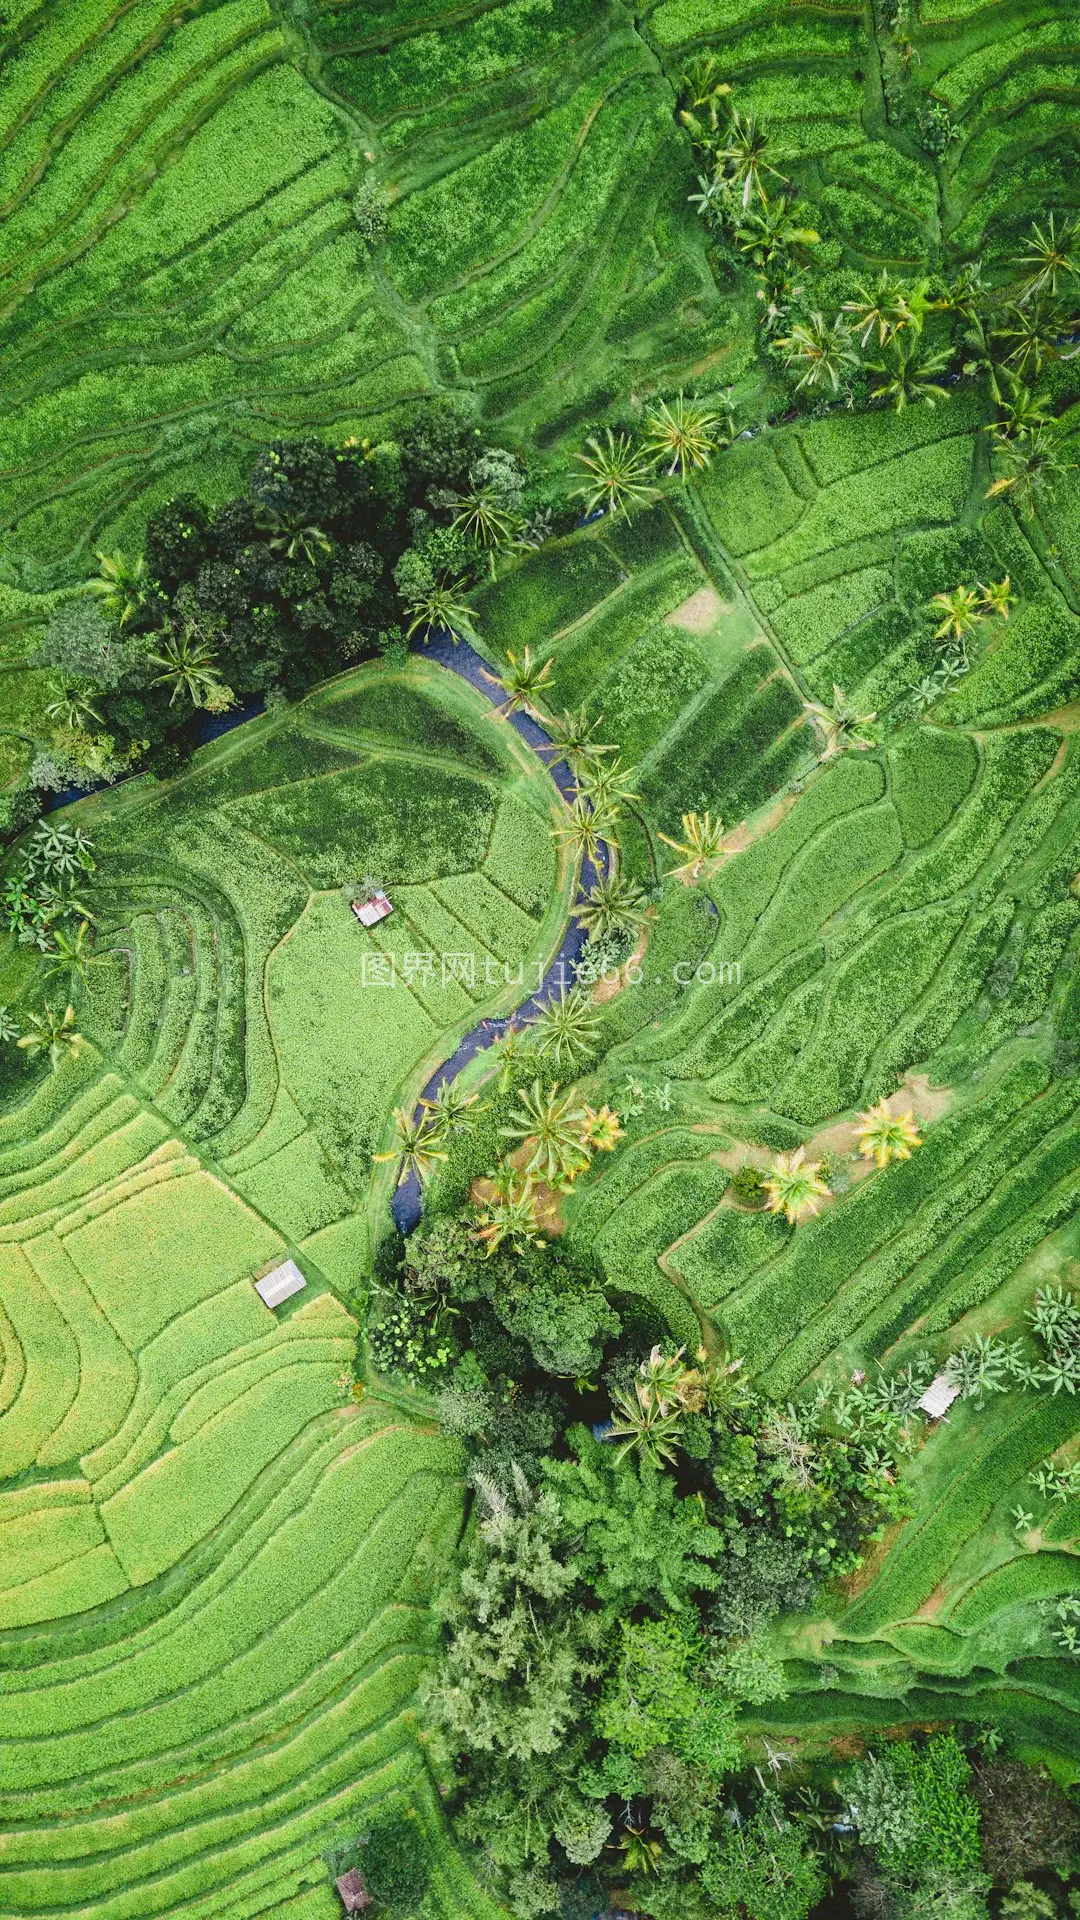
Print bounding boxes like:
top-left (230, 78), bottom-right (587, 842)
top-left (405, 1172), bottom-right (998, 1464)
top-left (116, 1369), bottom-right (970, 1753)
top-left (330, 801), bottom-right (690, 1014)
top-left (61, 1173), bottom-right (284, 1349)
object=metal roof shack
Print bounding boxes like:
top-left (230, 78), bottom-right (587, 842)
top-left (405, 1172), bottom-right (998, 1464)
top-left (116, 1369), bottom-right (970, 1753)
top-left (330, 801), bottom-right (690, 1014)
top-left (351, 891), bottom-right (393, 928)
top-left (335, 1869), bottom-right (372, 1913)
top-left (254, 1259), bottom-right (307, 1311)
top-left (917, 1374), bottom-right (961, 1421)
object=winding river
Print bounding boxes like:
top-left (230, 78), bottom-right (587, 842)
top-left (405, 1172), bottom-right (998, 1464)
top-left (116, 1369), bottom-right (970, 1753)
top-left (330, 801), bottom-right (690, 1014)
top-left (389, 630), bottom-right (609, 1233)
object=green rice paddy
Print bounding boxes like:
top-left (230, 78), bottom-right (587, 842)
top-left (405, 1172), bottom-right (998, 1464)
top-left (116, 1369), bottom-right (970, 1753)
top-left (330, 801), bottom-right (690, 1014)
top-left (2, 0), bottom-right (1080, 1906)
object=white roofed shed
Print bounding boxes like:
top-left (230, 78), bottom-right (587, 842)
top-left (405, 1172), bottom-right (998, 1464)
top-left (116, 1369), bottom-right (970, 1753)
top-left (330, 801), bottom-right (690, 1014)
top-left (254, 1258), bottom-right (307, 1310)
top-left (917, 1374), bottom-right (961, 1421)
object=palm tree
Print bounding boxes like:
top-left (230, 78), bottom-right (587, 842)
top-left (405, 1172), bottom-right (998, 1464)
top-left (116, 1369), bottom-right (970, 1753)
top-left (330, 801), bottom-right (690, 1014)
top-left (43, 919), bottom-right (98, 993)
top-left (500, 1078), bottom-right (589, 1187)
top-left (996, 298), bottom-right (1064, 381)
top-left (422, 1080), bottom-right (486, 1135)
top-left (658, 810), bottom-right (725, 878)
top-left (575, 754), bottom-right (654, 873)
top-left (17, 1002), bottom-right (83, 1072)
top-left (0, 1006), bottom-right (20, 1044)
top-left (578, 1103), bottom-right (623, 1154)
top-left (149, 630), bottom-right (224, 708)
top-left (573, 429), bottom-right (658, 518)
top-left (372, 1106), bottom-right (448, 1185)
top-left (763, 1148), bottom-right (829, 1225)
top-left (803, 685), bottom-right (877, 758)
top-left (575, 872), bottom-right (648, 941)
top-left (735, 199), bottom-right (819, 272)
top-left (1016, 213), bottom-right (1079, 303)
top-left (608, 1376), bottom-right (684, 1468)
top-left (855, 1097), bottom-right (922, 1168)
top-left (84, 549), bottom-right (149, 627)
top-left (843, 271), bottom-right (918, 347)
top-left (451, 490), bottom-right (521, 575)
top-left (553, 796), bottom-right (617, 869)
top-left (987, 424), bottom-right (1075, 515)
top-left (530, 988), bottom-right (601, 1068)
top-left (642, 394), bottom-right (725, 477)
top-left (991, 376), bottom-right (1053, 442)
top-left (490, 1022), bottom-right (523, 1094)
top-left (978, 575), bottom-right (1016, 619)
top-left (777, 311), bottom-right (858, 394)
top-left (939, 257), bottom-right (987, 323)
top-left (719, 108), bottom-right (783, 209)
top-left (488, 646), bottom-right (554, 714)
top-left (929, 585), bottom-right (983, 650)
top-left (574, 753), bottom-right (640, 815)
top-left (452, 488), bottom-right (519, 551)
top-left (404, 583), bottom-right (474, 643)
top-left (473, 1169), bottom-right (541, 1254)
top-left (265, 516), bottom-right (333, 566)
top-left (543, 705), bottom-right (615, 774)
top-left (45, 685), bottom-right (103, 731)
top-left (679, 54), bottom-right (731, 134)
top-left (961, 310), bottom-right (1006, 406)
top-left (867, 334), bottom-right (951, 411)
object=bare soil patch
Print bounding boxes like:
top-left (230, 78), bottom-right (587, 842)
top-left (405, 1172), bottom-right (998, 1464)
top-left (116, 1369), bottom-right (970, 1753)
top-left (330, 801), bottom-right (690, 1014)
top-left (665, 585), bottom-right (727, 633)
top-left (593, 920), bottom-right (649, 1003)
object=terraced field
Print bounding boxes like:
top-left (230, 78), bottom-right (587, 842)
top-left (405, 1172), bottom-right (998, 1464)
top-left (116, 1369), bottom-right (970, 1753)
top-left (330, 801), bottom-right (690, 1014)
top-left (3, 0), bottom-right (1080, 1901)
top-left (75, 655), bottom-right (568, 1271)
top-left (471, 392), bottom-right (1080, 1770)
top-left (0, 658), bottom-right (564, 1914)
top-left (2, 0), bottom-right (1077, 773)
top-left (0, 1051), bottom-right (485, 1920)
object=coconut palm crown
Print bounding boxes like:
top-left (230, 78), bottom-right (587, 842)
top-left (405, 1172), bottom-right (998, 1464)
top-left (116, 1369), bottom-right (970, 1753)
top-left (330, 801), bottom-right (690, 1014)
top-left (529, 988), bottom-right (602, 1069)
top-left (372, 1106), bottom-right (448, 1185)
top-left (500, 1078), bottom-right (589, 1187)
top-left (658, 810), bottom-right (725, 877)
top-left (855, 1099), bottom-right (922, 1169)
top-left (763, 1148), bottom-right (829, 1225)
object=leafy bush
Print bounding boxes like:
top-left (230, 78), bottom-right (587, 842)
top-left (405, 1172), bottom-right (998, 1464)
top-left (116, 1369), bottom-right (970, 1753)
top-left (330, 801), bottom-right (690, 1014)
top-left (847, 1734), bottom-right (983, 1892)
top-left (337, 1804), bottom-right (434, 1914)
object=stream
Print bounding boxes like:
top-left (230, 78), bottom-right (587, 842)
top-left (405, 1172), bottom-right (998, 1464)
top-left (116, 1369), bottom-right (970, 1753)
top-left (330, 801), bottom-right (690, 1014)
top-left (389, 630), bottom-right (608, 1233)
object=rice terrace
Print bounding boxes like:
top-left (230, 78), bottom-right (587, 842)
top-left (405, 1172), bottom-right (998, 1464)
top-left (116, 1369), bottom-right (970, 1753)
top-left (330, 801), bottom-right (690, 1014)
top-left (2, 0), bottom-right (1080, 1914)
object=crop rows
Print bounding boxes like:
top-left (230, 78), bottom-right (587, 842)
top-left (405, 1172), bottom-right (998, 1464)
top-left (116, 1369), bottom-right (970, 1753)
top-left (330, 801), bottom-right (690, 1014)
top-left (81, 665), bottom-right (562, 1250)
top-left (0, 1036), bottom-right (491, 1915)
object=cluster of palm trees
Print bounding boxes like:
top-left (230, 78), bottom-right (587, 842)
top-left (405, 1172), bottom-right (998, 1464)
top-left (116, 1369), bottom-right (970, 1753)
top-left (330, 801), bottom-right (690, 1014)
top-left (679, 59), bottom-right (820, 334)
top-left (404, 393), bottom-right (738, 636)
top-left (403, 484), bottom-right (546, 640)
top-left (679, 55), bottom-right (1080, 454)
top-left (474, 1078), bottom-right (623, 1252)
top-left (571, 393), bottom-right (737, 523)
top-left (374, 1061), bottom-right (623, 1254)
top-left (373, 652), bottom-right (737, 1224)
top-left (0, 821), bottom-right (103, 1074)
top-left (607, 1342), bottom-right (751, 1467)
top-left (478, 664), bottom-right (661, 908)
top-left (913, 574), bottom-right (1015, 708)
top-left (50, 556), bottom-right (235, 733)
top-left (782, 223), bottom-right (1080, 452)
top-left (760, 1101), bottom-right (922, 1225)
